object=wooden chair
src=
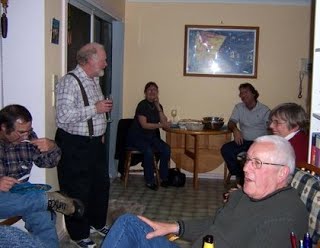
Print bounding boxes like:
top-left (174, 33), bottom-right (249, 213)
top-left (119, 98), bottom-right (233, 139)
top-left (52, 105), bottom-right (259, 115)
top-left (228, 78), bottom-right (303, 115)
top-left (115, 118), bottom-right (160, 188)
top-left (224, 152), bottom-right (246, 186)
top-left (296, 162), bottom-right (320, 175)
top-left (223, 164), bottom-right (232, 185)
top-left (124, 149), bottom-right (160, 188)
top-left (0, 216), bottom-right (22, 226)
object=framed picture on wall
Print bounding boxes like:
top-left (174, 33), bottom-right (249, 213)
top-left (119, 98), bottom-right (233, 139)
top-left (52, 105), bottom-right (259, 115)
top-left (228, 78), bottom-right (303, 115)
top-left (51, 18), bottom-right (60, 45)
top-left (183, 25), bottom-right (259, 78)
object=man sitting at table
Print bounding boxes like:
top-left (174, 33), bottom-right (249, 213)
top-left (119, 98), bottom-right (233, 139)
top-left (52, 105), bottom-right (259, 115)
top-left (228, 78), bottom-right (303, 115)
top-left (101, 135), bottom-right (308, 248)
top-left (221, 82), bottom-right (270, 184)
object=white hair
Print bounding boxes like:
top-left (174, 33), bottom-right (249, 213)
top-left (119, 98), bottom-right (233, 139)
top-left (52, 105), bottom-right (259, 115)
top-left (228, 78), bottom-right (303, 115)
top-left (254, 135), bottom-right (296, 182)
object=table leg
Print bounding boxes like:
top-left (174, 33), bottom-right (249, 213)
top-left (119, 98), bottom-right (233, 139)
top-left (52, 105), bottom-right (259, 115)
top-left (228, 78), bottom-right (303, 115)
top-left (193, 135), bottom-right (199, 189)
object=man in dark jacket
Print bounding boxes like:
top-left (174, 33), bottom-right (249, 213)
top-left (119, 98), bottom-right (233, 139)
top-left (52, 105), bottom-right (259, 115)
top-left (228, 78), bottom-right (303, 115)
top-left (101, 135), bottom-right (308, 248)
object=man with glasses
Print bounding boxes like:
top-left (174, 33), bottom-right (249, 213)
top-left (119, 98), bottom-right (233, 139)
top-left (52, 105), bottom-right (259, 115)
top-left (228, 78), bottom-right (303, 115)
top-left (221, 83), bottom-right (270, 185)
top-left (0, 104), bottom-right (84, 248)
top-left (269, 102), bottom-right (308, 164)
top-left (101, 135), bottom-right (308, 248)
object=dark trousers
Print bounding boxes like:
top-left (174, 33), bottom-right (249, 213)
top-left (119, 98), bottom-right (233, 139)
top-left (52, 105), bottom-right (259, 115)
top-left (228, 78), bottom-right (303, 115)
top-left (55, 128), bottom-right (110, 241)
top-left (220, 140), bottom-right (253, 177)
top-left (127, 136), bottom-right (170, 184)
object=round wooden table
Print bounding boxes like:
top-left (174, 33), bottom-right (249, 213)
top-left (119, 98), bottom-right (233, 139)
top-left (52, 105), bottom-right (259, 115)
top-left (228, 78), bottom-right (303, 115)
top-left (166, 127), bottom-right (231, 189)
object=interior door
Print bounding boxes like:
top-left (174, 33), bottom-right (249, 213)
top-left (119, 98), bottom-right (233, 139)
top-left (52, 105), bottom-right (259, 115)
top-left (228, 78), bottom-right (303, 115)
top-left (67, 4), bottom-right (90, 71)
top-left (67, 2), bottom-right (113, 175)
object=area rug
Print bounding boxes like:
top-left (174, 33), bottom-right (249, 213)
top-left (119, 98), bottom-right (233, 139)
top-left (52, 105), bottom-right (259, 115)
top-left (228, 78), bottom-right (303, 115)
top-left (107, 199), bottom-right (146, 225)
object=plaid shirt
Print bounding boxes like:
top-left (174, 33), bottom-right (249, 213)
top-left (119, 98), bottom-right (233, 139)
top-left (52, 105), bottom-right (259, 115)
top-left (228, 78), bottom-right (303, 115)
top-left (55, 65), bottom-right (107, 137)
top-left (0, 131), bottom-right (61, 182)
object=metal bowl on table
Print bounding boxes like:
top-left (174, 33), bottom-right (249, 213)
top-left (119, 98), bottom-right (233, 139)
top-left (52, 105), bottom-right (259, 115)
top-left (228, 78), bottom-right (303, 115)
top-left (202, 116), bottom-right (224, 130)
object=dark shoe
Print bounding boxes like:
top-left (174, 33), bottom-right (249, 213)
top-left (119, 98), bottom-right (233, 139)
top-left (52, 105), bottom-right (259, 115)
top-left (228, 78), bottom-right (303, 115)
top-left (47, 192), bottom-right (84, 218)
top-left (120, 174), bottom-right (125, 181)
top-left (146, 183), bottom-right (158, 191)
top-left (160, 180), bottom-right (169, 188)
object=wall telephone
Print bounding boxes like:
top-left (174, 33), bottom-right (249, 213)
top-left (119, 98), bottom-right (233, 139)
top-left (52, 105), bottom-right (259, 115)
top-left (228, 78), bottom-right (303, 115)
top-left (298, 58), bottom-right (312, 98)
top-left (300, 58), bottom-right (312, 75)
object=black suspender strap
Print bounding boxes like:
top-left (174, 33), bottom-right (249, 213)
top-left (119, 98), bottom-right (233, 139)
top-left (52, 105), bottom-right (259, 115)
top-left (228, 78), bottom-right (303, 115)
top-left (68, 73), bottom-right (94, 137)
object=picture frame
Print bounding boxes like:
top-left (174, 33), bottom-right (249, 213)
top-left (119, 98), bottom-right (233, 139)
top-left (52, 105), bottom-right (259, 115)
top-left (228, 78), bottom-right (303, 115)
top-left (184, 25), bottom-right (259, 78)
top-left (51, 18), bottom-right (60, 45)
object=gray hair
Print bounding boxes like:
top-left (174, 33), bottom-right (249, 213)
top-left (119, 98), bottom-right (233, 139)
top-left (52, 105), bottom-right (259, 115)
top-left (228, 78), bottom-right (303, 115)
top-left (76, 42), bottom-right (105, 66)
top-left (254, 135), bottom-right (296, 183)
top-left (269, 102), bottom-right (308, 131)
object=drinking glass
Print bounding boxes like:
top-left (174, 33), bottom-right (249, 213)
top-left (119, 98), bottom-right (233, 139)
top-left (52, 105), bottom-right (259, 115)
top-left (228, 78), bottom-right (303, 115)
top-left (106, 94), bottom-right (113, 123)
top-left (171, 109), bottom-right (177, 123)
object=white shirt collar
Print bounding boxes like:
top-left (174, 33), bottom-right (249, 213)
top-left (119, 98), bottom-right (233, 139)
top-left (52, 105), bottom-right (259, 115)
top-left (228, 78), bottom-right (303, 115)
top-left (285, 130), bottom-right (300, 140)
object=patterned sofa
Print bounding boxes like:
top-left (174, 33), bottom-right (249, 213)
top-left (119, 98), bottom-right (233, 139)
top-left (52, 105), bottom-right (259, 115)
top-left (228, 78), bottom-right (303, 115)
top-left (291, 167), bottom-right (320, 247)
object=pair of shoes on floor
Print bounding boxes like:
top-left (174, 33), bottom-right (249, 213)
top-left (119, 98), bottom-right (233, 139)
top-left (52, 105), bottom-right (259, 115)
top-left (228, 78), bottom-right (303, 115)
top-left (146, 183), bottom-right (158, 191)
top-left (90, 225), bottom-right (110, 237)
top-left (160, 180), bottom-right (169, 188)
top-left (47, 192), bottom-right (84, 218)
top-left (73, 238), bottom-right (96, 248)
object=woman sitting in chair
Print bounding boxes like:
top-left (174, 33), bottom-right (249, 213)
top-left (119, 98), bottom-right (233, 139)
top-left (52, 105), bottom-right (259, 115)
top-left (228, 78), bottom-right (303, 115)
top-left (127, 82), bottom-right (171, 191)
top-left (269, 102), bottom-right (308, 163)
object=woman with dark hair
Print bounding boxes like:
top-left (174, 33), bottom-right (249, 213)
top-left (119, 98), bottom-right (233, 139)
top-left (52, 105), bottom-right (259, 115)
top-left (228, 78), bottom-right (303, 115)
top-left (269, 102), bottom-right (308, 163)
top-left (127, 82), bottom-right (171, 190)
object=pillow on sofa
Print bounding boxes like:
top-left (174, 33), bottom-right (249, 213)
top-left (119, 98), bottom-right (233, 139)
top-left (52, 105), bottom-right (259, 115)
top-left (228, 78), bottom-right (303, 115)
top-left (291, 169), bottom-right (320, 245)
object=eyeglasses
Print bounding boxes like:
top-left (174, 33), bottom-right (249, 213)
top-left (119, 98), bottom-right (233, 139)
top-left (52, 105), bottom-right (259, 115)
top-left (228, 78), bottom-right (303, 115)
top-left (15, 128), bottom-right (33, 136)
top-left (268, 119), bottom-right (287, 126)
top-left (244, 156), bottom-right (286, 169)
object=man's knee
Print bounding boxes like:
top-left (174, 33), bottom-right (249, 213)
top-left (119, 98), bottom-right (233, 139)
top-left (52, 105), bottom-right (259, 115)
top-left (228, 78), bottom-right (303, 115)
top-left (221, 142), bottom-right (234, 156)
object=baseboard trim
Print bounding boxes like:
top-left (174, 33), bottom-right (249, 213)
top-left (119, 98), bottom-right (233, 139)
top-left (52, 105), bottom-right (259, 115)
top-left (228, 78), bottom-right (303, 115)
top-left (121, 168), bottom-right (233, 180)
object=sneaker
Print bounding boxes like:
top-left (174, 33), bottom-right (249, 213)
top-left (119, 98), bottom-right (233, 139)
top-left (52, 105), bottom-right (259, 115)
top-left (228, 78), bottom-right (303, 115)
top-left (90, 225), bottom-right (110, 237)
top-left (73, 238), bottom-right (96, 248)
top-left (47, 192), bottom-right (84, 218)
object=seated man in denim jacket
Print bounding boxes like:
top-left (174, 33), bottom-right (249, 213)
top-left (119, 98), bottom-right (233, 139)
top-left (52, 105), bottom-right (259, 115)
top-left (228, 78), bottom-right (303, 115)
top-left (0, 104), bottom-right (83, 248)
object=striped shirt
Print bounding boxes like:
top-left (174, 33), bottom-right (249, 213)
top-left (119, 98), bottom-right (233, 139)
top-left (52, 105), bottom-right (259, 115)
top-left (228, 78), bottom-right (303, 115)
top-left (0, 131), bottom-right (61, 182)
top-left (55, 65), bottom-right (107, 136)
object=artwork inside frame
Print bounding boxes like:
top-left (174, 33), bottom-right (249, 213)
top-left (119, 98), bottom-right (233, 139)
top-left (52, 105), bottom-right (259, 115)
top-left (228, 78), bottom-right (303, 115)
top-left (183, 25), bottom-right (259, 78)
top-left (51, 18), bottom-right (60, 45)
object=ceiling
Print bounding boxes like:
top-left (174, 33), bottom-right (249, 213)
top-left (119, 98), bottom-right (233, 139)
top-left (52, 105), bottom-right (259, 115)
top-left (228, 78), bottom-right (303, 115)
top-left (126, 0), bottom-right (311, 6)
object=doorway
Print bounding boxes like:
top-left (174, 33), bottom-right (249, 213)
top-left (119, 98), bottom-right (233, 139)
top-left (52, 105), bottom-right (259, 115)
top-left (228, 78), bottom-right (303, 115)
top-left (67, 1), bottom-right (115, 176)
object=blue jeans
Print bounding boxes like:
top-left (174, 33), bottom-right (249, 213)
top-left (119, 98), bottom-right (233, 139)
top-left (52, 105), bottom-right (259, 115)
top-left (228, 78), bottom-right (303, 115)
top-left (101, 214), bottom-right (180, 248)
top-left (220, 140), bottom-right (253, 177)
top-left (0, 190), bottom-right (58, 248)
top-left (127, 135), bottom-right (170, 184)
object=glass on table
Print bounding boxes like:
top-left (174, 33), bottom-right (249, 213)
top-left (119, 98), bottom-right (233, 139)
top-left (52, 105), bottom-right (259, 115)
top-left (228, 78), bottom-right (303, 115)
top-left (171, 108), bottom-right (178, 123)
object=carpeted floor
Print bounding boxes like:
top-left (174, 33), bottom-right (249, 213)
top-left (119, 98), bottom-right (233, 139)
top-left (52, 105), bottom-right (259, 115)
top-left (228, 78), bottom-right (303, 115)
top-left (60, 174), bottom-right (226, 247)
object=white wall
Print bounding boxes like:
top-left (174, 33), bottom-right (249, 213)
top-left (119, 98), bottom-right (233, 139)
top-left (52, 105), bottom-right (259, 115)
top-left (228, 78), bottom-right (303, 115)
top-left (2, 0), bottom-right (46, 183)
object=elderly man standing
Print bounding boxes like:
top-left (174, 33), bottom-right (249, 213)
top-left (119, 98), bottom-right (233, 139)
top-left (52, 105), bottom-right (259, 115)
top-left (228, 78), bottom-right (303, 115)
top-left (221, 83), bottom-right (270, 184)
top-left (55, 42), bottom-right (112, 248)
top-left (0, 104), bottom-right (83, 248)
top-left (101, 135), bottom-right (308, 248)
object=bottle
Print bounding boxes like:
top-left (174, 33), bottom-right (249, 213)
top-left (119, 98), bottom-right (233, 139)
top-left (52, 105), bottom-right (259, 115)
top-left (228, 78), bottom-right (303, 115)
top-left (299, 240), bottom-right (304, 248)
top-left (203, 234), bottom-right (215, 248)
top-left (303, 232), bottom-right (312, 248)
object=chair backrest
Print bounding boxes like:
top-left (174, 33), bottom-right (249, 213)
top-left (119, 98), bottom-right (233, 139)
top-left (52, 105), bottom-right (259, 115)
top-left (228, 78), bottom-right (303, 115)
top-left (114, 118), bottom-right (134, 160)
top-left (114, 118), bottom-right (161, 160)
top-left (291, 163), bottom-right (320, 246)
